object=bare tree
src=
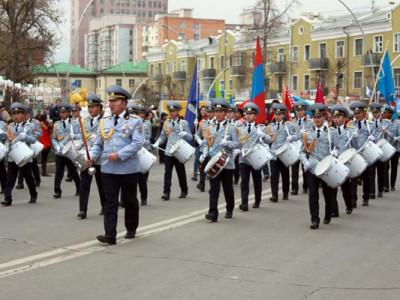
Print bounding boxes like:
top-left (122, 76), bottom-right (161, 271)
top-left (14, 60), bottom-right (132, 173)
top-left (0, 0), bottom-right (63, 108)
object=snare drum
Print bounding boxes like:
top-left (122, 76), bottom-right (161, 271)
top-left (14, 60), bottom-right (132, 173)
top-left (62, 142), bottom-right (88, 171)
top-left (338, 148), bottom-right (368, 178)
top-left (170, 139), bottom-right (195, 164)
top-left (9, 141), bottom-right (34, 167)
top-left (30, 141), bottom-right (44, 158)
top-left (243, 144), bottom-right (272, 170)
top-left (315, 155), bottom-right (350, 188)
top-left (275, 142), bottom-right (300, 167)
top-left (204, 151), bottom-right (230, 178)
top-left (0, 143), bottom-right (6, 161)
top-left (358, 140), bottom-right (383, 165)
top-left (377, 139), bottom-right (396, 162)
top-left (138, 147), bottom-right (157, 174)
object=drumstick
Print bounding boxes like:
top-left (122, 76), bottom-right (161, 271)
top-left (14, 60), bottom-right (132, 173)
top-left (154, 146), bottom-right (166, 152)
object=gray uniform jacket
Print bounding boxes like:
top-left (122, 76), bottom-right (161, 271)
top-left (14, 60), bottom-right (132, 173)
top-left (83, 115), bottom-right (102, 165)
top-left (347, 119), bottom-right (374, 150)
top-left (331, 124), bottom-right (357, 155)
top-left (51, 118), bottom-right (82, 156)
top-left (385, 119), bottom-right (400, 152)
top-left (142, 119), bottom-right (152, 151)
top-left (155, 118), bottom-right (193, 157)
top-left (29, 118), bottom-right (42, 140)
top-left (265, 120), bottom-right (298, 160)
top-left (6, 121), bottom-right (36, 163)
top-left (238, 122), bottom-right (267, 165)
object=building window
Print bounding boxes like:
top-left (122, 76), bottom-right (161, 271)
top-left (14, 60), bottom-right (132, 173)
top-left (336, 41), bottom-right (345, 58)
top-left (116, 79), bottom-right (122, 86)
top-left (179, 33), bottom-right (185, 39)
top-left (355, 38), bottom-right (363, 56)
top-left (251, 52), bottom-right (255, 66)
top-left (335, 72), bottom-right (344, 89)
top-left (228, 55), bottom-right (233, 67)
top-left (181, 60), bottom-right (186, 71)
top-left (166, 62), bottom-right (170, 73)
top-left (194, 23), bottom-right (200, 29)
top-left (266, 50), bottom-right (271, 63)
top-left (354, 71), bottom-right (362, 89)
top-left (210, 57), bottom-right (215, 69)
top-left (299, 25), bottom-right (304, 35)
top-left (278, 48), bottom-right (285, 62)
top-left (173, 61), bottom-right (177, 72)
top-left (142, 0), bottom-right (145, 7)
top-left (150, 64), bottom-right (154, 76)
top-left (158, 62), bottom-right (162, 74)
top-left (319, 73), bottom-right (326, 88)
top-left (228, 79), bottom-right (233, 90)
top-left (219, 81), bottom-right (225, 92)
top-left (319, 43), bottom-right (327, 59)
top-left (132, 0), bottom-right (136, 6)
top-left (129, 79), bottom-right (135, 87)
top-left (394, 68), bottom-right (400, 87)
top-left (304, 74), bottom-right (310, 90)
top-left (75, 80), bottom-right (82, 88)
top-left (149, 1), bottom-right (152, 7)
top-left (394, 33), bottom-right (400, 52)
top-left (374, 36), bottom-right (383, 53)
top-left (179, 22), bottom-right (185, 28)
top-left (304, 45), bottom-right (310, 61)
top-left (292, 46), bottom-right (298, 62)
top-left (291, 75), bottom-right (298, 91)
top-left (220, 55), bottom-right (225, 69)
top-left (194, 33), bottom-right (199, 40)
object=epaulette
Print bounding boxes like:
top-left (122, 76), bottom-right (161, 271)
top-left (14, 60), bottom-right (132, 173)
top-left (367, 120), bottom-right (374, 124)
top-left (286, 121), bottom-right (292, 123)
top-left (71, 119), bottom-right (78, 122)
top-left (329, 127), bottom-right (335, 130)
top-left (104, 115), bottom-right (112, 119)
top-left (395, 119), bottom-right (400, 123)
top-left (129, 113), bottom-right (139, 118)
top-left (383, 119), bottom-right (391, 122)
top-left (347, 125), bottom-right (354, 129)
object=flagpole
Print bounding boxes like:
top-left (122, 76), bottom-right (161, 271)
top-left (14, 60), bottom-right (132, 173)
top-left (368, 41), bottom-right (389, 110)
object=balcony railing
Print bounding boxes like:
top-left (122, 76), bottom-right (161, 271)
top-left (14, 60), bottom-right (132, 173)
top-left (173, 71), bottom-right (187, 81)
top-left (361, 53), bottom-right (382, 67)
top-left (269, 62), bottom-right (286, 74)
top-left (308, 58), bottom-right (329, 70)
top-left (202, 68), bottom-right (216, 79)
top-left (231, 66), bottom-right (246, 76)
top-left (151, 74), bottom-right (163, 82)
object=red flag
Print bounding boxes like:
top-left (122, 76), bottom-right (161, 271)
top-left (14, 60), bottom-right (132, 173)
top-left (315, 81), bottom-right (325, 104)
top-left (237, 99), bottom-right (250, 109)
top-left (267, 110), bottom-right (275, 122)
top-left (282, 85), bottom-right (295, 121)
top-left (250, 36), bottom-right (266, 124)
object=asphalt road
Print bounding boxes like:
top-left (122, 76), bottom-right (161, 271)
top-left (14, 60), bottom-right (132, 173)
top-left (0, 159), bottom-right (399, 300)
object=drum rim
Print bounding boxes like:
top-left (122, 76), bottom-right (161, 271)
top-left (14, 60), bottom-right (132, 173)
top-left (338, 148), bottom-right (357, 162)
top-left (275, 142), bottom-right (291, 156)
top-left (315, 155), bottom-right (335, 176)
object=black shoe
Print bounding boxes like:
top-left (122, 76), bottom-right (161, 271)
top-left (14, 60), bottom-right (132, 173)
top-left (290, 190), bottom-right (298, 195)
top-left (75, 191), bottom-right (80, 196)
top-left (96, 235), bottom-right (116, 245)
top-left (239, 204), bottom-right (248, 212)
top-left (28, 197), bottom-right (37, 204)
top-left (197, 184), bottom-right (205, 192)
top-left (391, 187), bottom-right (396, 191)
top-left (310, 221), bottom-right (319, 229)
top-left (124, 231), bottom-right (136, 239)
top-left (16, 184), bottom-right (24, 190)
top-left (191, 175), bottom-right (197, 181)
top-left (383, 187), bottom-right (389, 192)
top-left (118, 202), bottom-right (125, 208)
top-left (161, 194), bottom-right (170, 201)
top-left (252, 202), bottom-right (260, 209)
top-left (53, 193), bottom-right (61, 199)
top-left (0, 190), bottom-right (3, 194)
top-left (377, 192), bottom-right (383, 198)
top-left (141, 200), bottom-right (147, 206)
top-left (370, 193), bottom-right (376, 199)
top-left (225, 211), bottom-right (233, 219)
top-left (178, 192), bottom-right (187, 199)
top-left (77, 211), bottom-right (87, 219)
top-left (269, 197), bottom-right (278, 203)
top-left (362, 200), bottom-right (369, 206)
top-left (323, 218), bottom-right (331, 225)
top-left (346, 208), bottom-right (353, 215)
top-left (352, 199), bottom-right (357, 208)
top-left (302, 188), bottom-right (308, 194)
top-left (331, 212), bottom-right (339, 218)
top-left (65, 177), bottom-right (73, 182)
top-left (233, 180), bottom-right (239, 185)
top-left (205, 214), bottom-right (217, 222)
top-left (1, 200), bottom-right (11, 206)
top-left (99, 208), bottom-right (104, 215)
top-left (282, 194), bottom-right (289, 200)
top-left (35, 182), bottom-right (40, 188)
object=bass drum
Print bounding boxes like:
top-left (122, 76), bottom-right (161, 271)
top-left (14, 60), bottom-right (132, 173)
top-left (204, 151), bottom-right (229, 179)
top-left (315, 155), bottom-right (350, 188)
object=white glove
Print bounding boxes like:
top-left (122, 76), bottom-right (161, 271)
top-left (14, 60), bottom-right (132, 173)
top-left (19, 133), bottom-right (27, 140)
top-left (368, 135), bottom-right (376, 142)
top-left (393, 136), bottom-right (399, 142)
top-left (300, 129), bottom-right (305, 136)
top-left (257, 131), bottom-right (266, 138)
top-left (197, 139), bottom-right (204, 147)
top-left (221, 139), bottom-right (228, 146)
top-left (264, 144), bottom-right (270, 151)
top-left (56, 145), bottom-right (62, 153)
top-left (331, 149), bottom-right (339, 158)
top-left (151, 142), bottom-right (159, 149)
top-left (89, 135), bottom-right (97, 143)
top-left (179, 132), bottom-right (188, 138)
top-left (303, 161), bottom-right (311, 171)
top-left (233, 149), bottom-right (241, 156)
top-left (352, 131), bottom-right (359, 139)
top-left (0, 129), bottom-right (3, 135)
top-left (70, 133), bottom-right (75, 139)
top-left (286, 136), bottom-right (293, 143)
top-left (199, 153), bottom-right (206, 163)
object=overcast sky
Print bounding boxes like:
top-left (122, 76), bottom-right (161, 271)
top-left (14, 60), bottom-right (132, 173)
top-left (53, 0), bottom-right (392, 62)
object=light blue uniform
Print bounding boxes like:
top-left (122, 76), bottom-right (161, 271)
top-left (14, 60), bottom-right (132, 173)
top-left (155, 118), bottom-right (193, 156)
top-left (238, 123), bottom-right (267, 165)
top-left (6, 122), bottom-right (36, 163)
top-left (347, 119), bottom-right (374, 150)
top-left (265, 121), bottom-right (298, 160)
top-left (83, 115), bottom-right (102, 165)
top-left (142, 119), bottom-right (152, 151)
top-left (90, 114), bottom-right (144, 174)
top-left (51, 118), bottom-right (82, 155)
top-left (331, 124), bottom-right (357, 155)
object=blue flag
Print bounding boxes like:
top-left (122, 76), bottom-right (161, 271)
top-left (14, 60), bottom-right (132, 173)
top-left (229, 94), bottom-right (234, 105)
top-left (378, 51), bottom-right (397, 118)
top-left (185, 62), bottom-right (198, 131)
top-left (71, 79), bottom-right (78, 89)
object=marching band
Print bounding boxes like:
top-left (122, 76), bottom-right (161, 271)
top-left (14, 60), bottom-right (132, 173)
top-left (1, 89), bottom-right (400, 243)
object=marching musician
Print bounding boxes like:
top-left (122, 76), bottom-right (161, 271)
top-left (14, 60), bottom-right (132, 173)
top-left (382, 106), bottom-right (399, 192)
top-left (191, 105), bottom-right (207, 182)
top-left (330, 105), bottom-right (357, 216)
top-left (51, 103), bottom-right (81, 199)
top-left (1, 103), bottom-right (38, 206)
top-left (369, 102), bottom-right (390, 198)
top-left (202, 98), bottom-right (240, 222)
top-left (195, 103), bottom-right (214, 193)
top-left (291, 101), bottom-right (313, 195)
top-left (265, 104), bottom-right (297, 202)
top-left (348, 102), bottom-right (374, 207)
top-left (300, 103), bottom-right (336, 229)
top-left (0, 119), bottom-right (7, 193)
top-left (227, 104), bottom-right (242, 185)
top-left (77, 94), bottom-right (105, 219)
top-left (151, 101), bottom-right (193, 201)
top-left (89, 85), bottom-right (144, 245)
top-left (238, 103), bottom-right (267, 211)
top-left (16, 108), bottom-right (42, 189)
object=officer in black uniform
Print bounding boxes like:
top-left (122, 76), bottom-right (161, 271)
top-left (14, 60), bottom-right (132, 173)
top-left (77, 94), bottom-right (105, 219)
top-left (90, 85), bottom-right (144, 245)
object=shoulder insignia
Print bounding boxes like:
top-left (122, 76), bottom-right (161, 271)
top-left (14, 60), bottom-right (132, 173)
top-left (368, 120), bottom-right (374, 124)
top-left (104, 116), bottom-right (112, 119)
top-left (347, 125), bottom-right (354, 129)
top-left (329, 127), bottom-right (335, 130)
top-left (384, 119), bottom-right (391, 122)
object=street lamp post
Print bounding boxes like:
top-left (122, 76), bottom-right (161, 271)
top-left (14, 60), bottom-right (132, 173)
top-left (207, 67), bottom-right (231, 99)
